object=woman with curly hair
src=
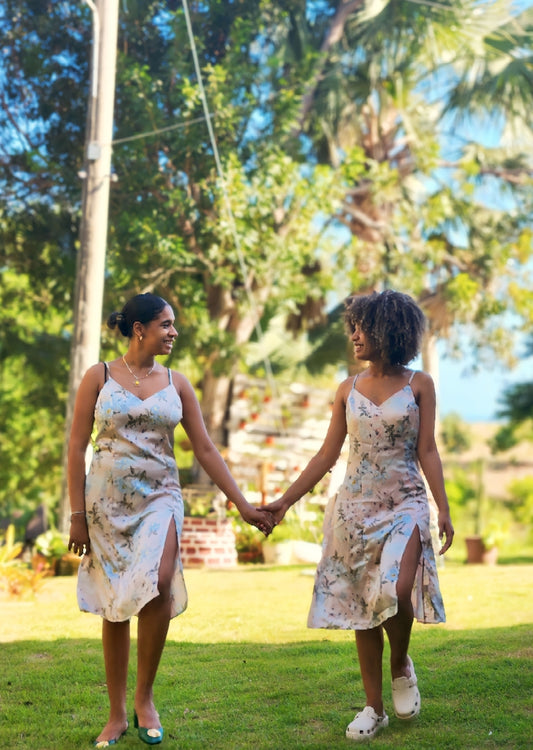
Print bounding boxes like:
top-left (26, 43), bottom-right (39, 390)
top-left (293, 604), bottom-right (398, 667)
top-left (266, 289), bottom-right (453, 742)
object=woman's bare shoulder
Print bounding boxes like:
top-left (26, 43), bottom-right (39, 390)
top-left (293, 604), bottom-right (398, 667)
top-left (409, 370), bottom-right (436, 401)
top-left (169, 369), bottom-right (194, 393)
top-left (336, 375), bottom-right (356, 401)
top-left (410, 370), bottom-right (434, 388)
top-left (82, 362), bottom-right (106, 386)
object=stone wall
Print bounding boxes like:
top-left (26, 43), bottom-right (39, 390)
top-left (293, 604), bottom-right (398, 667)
top-left (180, 516), bottom-right (238, 569)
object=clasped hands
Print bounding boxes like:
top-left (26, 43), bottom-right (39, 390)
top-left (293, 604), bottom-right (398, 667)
top-left (245, 498), bottom-right (288, 536)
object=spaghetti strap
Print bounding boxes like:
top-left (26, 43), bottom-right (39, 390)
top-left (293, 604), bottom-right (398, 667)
top-left (167, 368), bottom-right (172, 385)
top-left (103, 362), bottom-right (109, 382)
top-left (408, 370), bottom-right (416, 384)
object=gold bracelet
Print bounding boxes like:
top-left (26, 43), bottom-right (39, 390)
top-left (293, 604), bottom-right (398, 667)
top-left (70, 511), bottom-right (86, 519)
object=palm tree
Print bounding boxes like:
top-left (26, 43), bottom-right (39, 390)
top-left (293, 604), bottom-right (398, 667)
top-left (271, 0), bottom-right (533, 384)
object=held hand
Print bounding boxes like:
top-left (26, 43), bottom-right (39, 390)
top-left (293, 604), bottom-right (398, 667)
top-left (438, 511), bottom-right (454, 555)
top-left (68, 516), bottom-right (91, 556)
top-left (240, 504), bottom-right (276, 536)
top-left (262, 497), bottom-right (289, 526)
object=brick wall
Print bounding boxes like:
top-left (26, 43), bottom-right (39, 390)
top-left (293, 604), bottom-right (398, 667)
top-left (180, 517), bottom-right (238, 569)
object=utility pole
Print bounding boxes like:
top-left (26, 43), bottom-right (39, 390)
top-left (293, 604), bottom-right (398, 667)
top-left (59, 0), bottom-right (119, 531)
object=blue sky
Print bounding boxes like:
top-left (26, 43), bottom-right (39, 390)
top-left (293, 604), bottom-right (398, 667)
top-left (438, 352), bottom-right (531, 422)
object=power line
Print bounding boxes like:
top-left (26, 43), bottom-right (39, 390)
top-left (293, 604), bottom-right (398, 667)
top-left (180, 0), bottom-right (282, 423)
top-left (110, 114), bottom-right (213, 146)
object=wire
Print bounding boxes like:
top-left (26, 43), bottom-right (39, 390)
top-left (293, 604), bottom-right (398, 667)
top-left (110, 114), bottom-right (213, 145)
top-left (181, 0), bottom-right (282, 424)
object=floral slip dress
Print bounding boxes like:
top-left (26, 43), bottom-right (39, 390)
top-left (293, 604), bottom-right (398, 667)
top-left (307, 371), bottom-right (445, 630)
top-left (77, 364), bottom-right (187, 622)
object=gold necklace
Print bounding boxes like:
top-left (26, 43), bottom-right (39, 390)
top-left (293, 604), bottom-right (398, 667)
top-left (122, 356), bottom-right (155, 386)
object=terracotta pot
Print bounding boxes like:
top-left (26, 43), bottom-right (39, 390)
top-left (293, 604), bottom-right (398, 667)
top-left (465, 536), bottom-right (485, 564)
top-left (55, 553), bottom-right (83, 576)
top-left (465, 536), bottom-right (499, 565)
top-left (481, 546), bottom-right (499, 565)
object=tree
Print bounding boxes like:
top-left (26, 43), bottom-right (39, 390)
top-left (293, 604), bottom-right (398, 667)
top-left (99, 2), bottom-right (346, 446)
top-left (0, 215), bottom-right (74, 524)
top-left (490, 335), bottom-right (533, 451)
top-left (1, 1), bottom-right (344, 518)
top-left (266, 0), bottom-right (533, 383)
top-left (1, 0), bottom-right (532, 527)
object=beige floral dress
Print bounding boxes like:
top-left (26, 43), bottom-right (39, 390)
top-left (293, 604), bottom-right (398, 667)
top-left (308, 372), bottom-right (445, 630)
top-left (77, 365), bottom-right (187, 622)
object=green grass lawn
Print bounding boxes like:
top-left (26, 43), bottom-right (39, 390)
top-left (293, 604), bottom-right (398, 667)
top-left (1, 562), bottom-right (532, 749)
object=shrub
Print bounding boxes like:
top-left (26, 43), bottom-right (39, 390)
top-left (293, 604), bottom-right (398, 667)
top-left (0, 525), bottom-right (47, 597)
top-left (34, 528), bottom-right (69, 559)
top-left (441, 412), bottom-right (473, 454)
top-left (232, 516), bottom-right (264, 563)
top-left (506, 476), bottom-right (533, 533)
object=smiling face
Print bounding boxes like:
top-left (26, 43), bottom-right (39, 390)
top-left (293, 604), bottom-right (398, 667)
top-left (350, 324), bottom-right (376, 363)
top-left (137, 304), bottom-right (178, 355)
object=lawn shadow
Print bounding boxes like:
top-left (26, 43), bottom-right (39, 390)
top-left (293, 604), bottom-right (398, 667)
top-left (2, 624), bottom-right (531, 749)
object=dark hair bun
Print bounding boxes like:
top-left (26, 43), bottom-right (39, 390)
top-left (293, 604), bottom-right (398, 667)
top-left (107, 294), bottom-right (168, 338)
top-left (107, 311), bottom-right (128, 337)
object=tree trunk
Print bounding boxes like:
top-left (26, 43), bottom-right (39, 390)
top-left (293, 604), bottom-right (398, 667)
top-left (192, 300), bottom-right (266, 485)
top-left (200, 371), bottom-right (232, 448)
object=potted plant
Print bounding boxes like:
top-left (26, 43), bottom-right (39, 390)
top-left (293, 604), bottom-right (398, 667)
top-left (479, 521), bottom-right (509, 565)
top-left (232, 521), bottom-right (264, 563)
top-left (262, 508), bottom-right (323, 565)
top-left (32, 529), bottom-right (80, 575)
top-left (463, 460), bottom-right (509, 564)
top-left (181, 487), bottom-right (238, 568)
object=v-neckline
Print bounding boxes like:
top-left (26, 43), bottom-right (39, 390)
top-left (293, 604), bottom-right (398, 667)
top-left (353, 383), bottom-right (411, 409)
top-left (108, 375), bottom-right (172, 403)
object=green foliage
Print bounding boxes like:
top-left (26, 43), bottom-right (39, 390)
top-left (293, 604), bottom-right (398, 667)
top-left (497, 381), bottom-right (533, 423)
top-left (0, 267), bottom-right (69, 520)
top-left (231, 516), bottom-right (265, 563)
top-left (445, 460), bottom-right (514, 546)
top-left (491, 342), bottom-right (533, 452)
top-left (182, 492), bottom-right (218, 518)
top-left (481, 519), bottom-right (510, 550)
top-left (0, 524), bottom-right (46, 597)
top-left (489, 422), bottom-right (521, 453)
top-left (0, 524), bottom-right (23, 565)
top-left (444, 467), bottom-right (477, 511)
top-left (2, 0), bottom-right (533, 527)
top-left (33, 529), bottom-right (69, 560)
top-left (267, 507), bottom-right (323, 544)
top-left (506, 476), bottom-right (533, 535)
top-left (440, 412), bottom-right (473, 454)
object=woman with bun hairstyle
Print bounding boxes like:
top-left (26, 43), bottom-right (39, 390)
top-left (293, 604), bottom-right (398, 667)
top-left (265, 289), bottom-right (453, 742)
top-left (67, 293), bottom-right (274, 747)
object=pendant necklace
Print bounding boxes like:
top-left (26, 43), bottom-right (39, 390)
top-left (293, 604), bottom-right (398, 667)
top-left (122, 355), bottom-right (155, 386)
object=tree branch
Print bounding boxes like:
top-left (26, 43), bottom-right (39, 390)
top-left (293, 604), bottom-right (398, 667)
top-left (293, 0), bottom-right (365, 135)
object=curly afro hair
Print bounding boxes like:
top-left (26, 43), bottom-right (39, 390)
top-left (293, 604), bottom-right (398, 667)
top-left (344, 290), bottom-right (426, 367)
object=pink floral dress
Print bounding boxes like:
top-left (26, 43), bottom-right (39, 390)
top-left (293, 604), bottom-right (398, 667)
top-left (77, 367), bottom-right (187, 622)
top-left (308, 372), bottom-right (445, 630)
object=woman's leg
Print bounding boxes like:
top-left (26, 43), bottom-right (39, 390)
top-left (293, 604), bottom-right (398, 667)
top-left (383, 526), bottom-right (422, 679)
top-left (135, 518), bottom-right (178, 729)
top-left (95, 619), bottom-right (130, 743)
top-left (354, 626), bottom-right (385, 714)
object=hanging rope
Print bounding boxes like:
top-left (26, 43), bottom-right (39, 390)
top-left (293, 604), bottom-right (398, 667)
top-left (181, 0), bottom-right (282, 418)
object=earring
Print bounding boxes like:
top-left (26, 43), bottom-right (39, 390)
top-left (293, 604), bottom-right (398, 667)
top-left (138, 335), bottom-right (143, 342)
